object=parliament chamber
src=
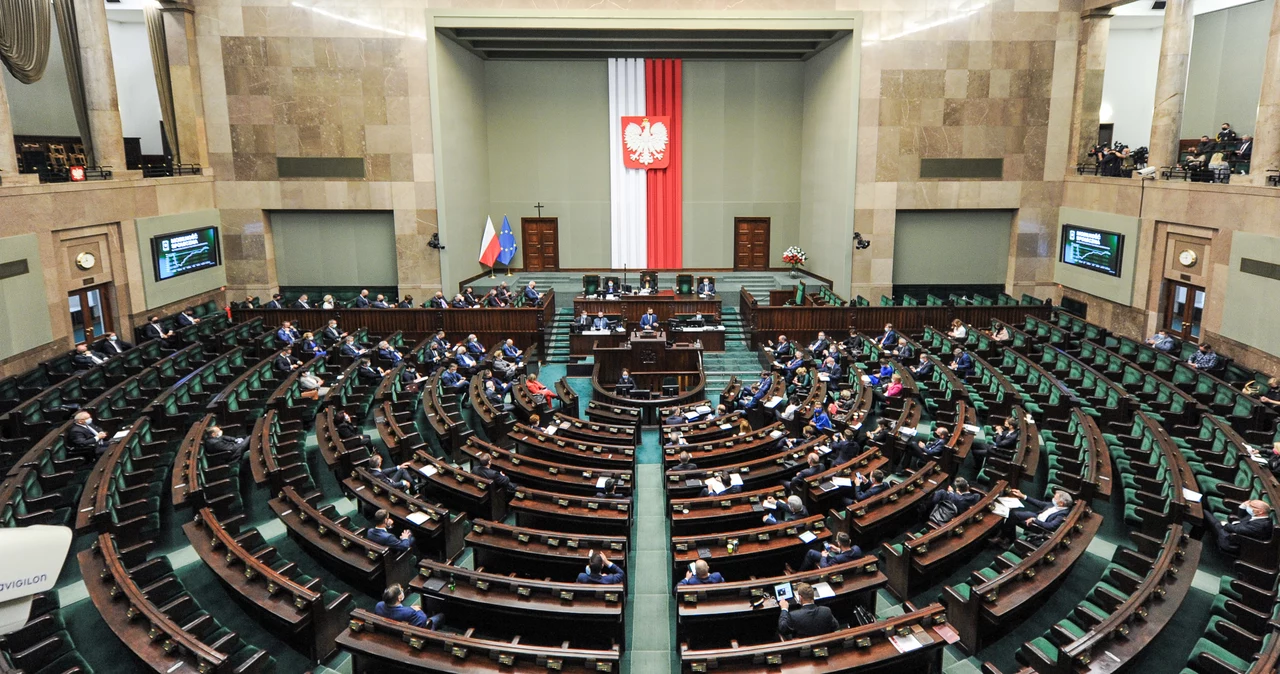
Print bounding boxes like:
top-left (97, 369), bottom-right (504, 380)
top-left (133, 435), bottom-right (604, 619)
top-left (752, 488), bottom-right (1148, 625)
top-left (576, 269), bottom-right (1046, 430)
top-left (3, 1), bottom-right (1280, 673)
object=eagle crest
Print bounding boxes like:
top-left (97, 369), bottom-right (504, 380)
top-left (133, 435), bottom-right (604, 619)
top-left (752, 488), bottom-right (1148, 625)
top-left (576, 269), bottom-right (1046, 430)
top-left (624, 117), bottom-right (669, 166)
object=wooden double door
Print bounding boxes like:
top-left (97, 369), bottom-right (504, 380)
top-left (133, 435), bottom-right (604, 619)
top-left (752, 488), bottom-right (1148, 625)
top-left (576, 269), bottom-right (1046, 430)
top-left (521, 218), bottom-right (560, 272)
top-left (734, 217), bottom-right (770, 270)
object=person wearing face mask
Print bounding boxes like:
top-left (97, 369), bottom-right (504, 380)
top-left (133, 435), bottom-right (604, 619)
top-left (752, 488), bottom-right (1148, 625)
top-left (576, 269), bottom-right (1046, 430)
top-left (203, 425), bottom-right (248, 464)
top-left (991, 489), bottom-right (1072, 546)
top-left (93, 332), bottom-right (133, 356)
top-left (1204, 500), bottom-right (1273, 555)
top-left (1216, 122), bottom-right (1238, 144)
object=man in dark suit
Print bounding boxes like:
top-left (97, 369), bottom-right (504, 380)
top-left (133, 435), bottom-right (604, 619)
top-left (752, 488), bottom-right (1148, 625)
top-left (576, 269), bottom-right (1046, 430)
top-left (697, 277), bottom-right (715, 295)
top-left (827, 434), bottom-right (861, 467)
top-left (878, 323), bottom-right (898, 349)
top-left (639, 309), bottom-right (659, 331)
top-left (795, 532), bottom-right (861, 572)
top-left (368, 453), bottom-right (416, 491)
top-left (353, 290), bottom-right (371, 308)
top-left (462, 286), bottom-right (480, 306)
top-left (591, 312), bottom-right (611, 331)
top-left (429, 330), bottom-right (451, 353)
top-left (335, 410), bottom-right (370, 449)
top-left (203, 425), bottom-right (247, 464)
top-left (817, 356), bottom-right (842, 383)
top-left (892, 338), bottom-right (915, 362)
top-left (371, 294), bottom-right (391, 308)
top-left (93, 332), bottom-right (132, 356)
top-left (911, 354), bottom-right (935, 378)
top-left (440, 363), bottom-right (467, 393)
top-left (501, 339), bottom-right (523, 364)
top-left (356, 358), bottom-right (385, 384)
top-left (496, 282), bottom-right (512, 304)
top-left (679, 559), bottom-right (725, 585)
top-left (374, 584), bottom-right (442, 629)
top-left (428, 292), bottom-right (449, 309)
top-left (897, 426), bottom-right (951, 473)
top-left (263, 294), bottom-right (284, 309)
top-left (140, 315), bottom-right (174, 347)
top-left (840, 469), bottom-right (889, 507)
top-left (450, 294), bottom-right (469, 308)
top-left (1204, 500), bottom-right (1273, 554)
top-left (768, 335), bottom-right (794, 360)
top-left (972, 417), bottom-right (1019, 469)
top-left (376, 341), bottom-right (403, 364)
top-left (397, 295), bottom-right (414, 308)
top-left (340, 336), bottom-right (366, 358)
top-left (472, 452), bottom-right (516, 495)
top-left (464, 335), bottom-right (485, 357)
top-left (274, 346), bottom-right (301, 374)
top-left (365, 509), bottom-right (413, 551)
top-left (176, 309), bottom-right (199, 327)
top-left (485, 289), bottom-right (506, 307)
top-left (1236, 135), bottom-right (1253, 161)
top-left (808, 332), bottom-right (830, 356)
top-left (66, 411), bottom-right (108, 459)
top-left (291, 294), bottom-right (311, 309)
top-left (763, 494), bottom-right (808, 525)
top-left (993, 488), bottom-right (1072, 545)
top-left (787, 452), bottom-right (825, 494)
top-left (949, 347), bottom-right (974, 378)
top-left (523, 281), bottom-right (542, 306)
top-left (671, 451), bottom-right (698, 472)
top-left (576, 551), bottom-right (624, 584)
top-left (922, 476), bottom-right (982, 521)
top-left (322, 320), bottom-right (345, 344)
top-left (574, 310), bottom-right (592, 331)
top-left (72, 344), bottom-right (107, 369)
top-left (778, 582), bottom-right (839, 638)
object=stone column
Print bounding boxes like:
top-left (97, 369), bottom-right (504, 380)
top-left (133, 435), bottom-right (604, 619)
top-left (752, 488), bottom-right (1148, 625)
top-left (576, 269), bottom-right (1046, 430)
top-left (161, 1), bottom-right (209, 169)
top-left (1243, 0), bottom-right (1280, 185)
top-left (1068, 11), bottom-right (1112, 168)
top-left (75, 0), bottom-right (128, 172)
top-left (1147, 0), bottom-right (1194, 171)
top-left (0, 74), bottom-right (20, 181)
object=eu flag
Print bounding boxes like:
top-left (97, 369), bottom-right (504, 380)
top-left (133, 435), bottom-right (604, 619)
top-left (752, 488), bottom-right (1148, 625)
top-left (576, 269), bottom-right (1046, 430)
top-left (497, 215), bottom-right (518, 265)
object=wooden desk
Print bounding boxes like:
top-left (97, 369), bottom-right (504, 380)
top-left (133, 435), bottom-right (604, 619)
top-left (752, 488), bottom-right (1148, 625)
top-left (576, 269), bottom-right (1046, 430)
top-left (573, 290), bottom-right (720, 326)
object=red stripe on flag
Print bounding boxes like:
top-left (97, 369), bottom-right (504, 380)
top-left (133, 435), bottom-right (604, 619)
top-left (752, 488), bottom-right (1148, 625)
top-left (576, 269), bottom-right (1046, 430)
top-left (645, 58), bottom-right (682, 269)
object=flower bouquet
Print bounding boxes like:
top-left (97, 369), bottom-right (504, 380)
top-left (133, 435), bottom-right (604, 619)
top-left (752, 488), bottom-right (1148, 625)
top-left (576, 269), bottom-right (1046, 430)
top-left (782, 246), bottom-right (807, 277)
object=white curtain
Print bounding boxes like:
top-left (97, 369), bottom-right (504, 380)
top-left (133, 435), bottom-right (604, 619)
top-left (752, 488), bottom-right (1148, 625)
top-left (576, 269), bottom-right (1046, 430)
top-left (608, 58), bottom-right (647, 269)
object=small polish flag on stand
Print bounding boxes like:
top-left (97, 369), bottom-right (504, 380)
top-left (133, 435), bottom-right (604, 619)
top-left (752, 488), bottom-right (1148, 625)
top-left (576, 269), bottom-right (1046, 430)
top-left (478, 216), bottom-right (500, 268)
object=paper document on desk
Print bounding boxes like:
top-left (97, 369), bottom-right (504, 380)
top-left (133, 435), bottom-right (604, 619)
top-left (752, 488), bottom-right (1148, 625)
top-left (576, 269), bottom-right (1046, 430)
top-left (1182, 488), bottom-right (1203, 503)
top-left (695, 405), bottom-right (712, 415)
top-left (898, 427), bottom-right (918, 437)
top-left (729, 473), bottom-right (744, 487)
top-left (764, 396), bottom-right (785, 409)
top-left (720, 423), bottom-right (733, 430)
top-left (811, 582), bottom-right (835, 599)
top-left (963, 424), bottom-right (981, 434)
top-left (111, 430), bottom-right (130, 440)
top-left (704, 478), bottom-right (726, 495)
top-left (684, 410), bottom-right (701, 420)
top-left (818, 373), bottom-right (830, 382)
top-left (997, 497), bottom-right (1023, 509)
top-left (797, 531), bottom-right (818, 544)
top-left (832, 477), bottom-right (853, 488)
top-left (418, 465), bottom-right (438, 478)
top-left (861, 375), bottom-right (872, 384)
top-left (596, 477), bottom-right (611, 488)
top-left (544, 426), bottom-right (557, 435)
top-left (405, 511), bottom-right (430, 525)
top-left (992, 503), bottom-right (1011, 518)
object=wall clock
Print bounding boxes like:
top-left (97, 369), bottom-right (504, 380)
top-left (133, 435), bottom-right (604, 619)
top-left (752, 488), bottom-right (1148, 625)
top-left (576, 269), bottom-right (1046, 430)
top-left (75, 251), bottom-right (97, 270)
top-left (1178, 249), bottom-right (1198, 267)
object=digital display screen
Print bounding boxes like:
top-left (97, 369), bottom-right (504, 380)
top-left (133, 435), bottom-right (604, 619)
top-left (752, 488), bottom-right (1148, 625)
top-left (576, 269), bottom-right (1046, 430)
top-left (1060, 224), bottom-right (1124, 277)
top-left (152, 227), bottom-right (221, 281)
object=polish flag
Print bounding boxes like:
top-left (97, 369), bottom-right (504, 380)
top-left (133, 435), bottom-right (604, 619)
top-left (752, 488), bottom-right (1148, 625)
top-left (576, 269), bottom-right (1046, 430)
top-left (478, 216), bottom-right (500, 267)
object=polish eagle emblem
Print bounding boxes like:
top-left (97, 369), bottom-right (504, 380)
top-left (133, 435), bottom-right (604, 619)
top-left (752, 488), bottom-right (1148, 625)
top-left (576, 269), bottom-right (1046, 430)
top-left (621, 116), bottom-right (670, 169)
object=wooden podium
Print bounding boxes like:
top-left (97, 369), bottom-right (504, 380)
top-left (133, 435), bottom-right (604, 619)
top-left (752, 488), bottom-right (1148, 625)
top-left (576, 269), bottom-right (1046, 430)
top-left (591, 330), bottom-right (705, 422)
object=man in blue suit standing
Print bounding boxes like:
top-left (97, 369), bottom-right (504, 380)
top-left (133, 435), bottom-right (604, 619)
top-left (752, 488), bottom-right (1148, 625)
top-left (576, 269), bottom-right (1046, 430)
top-left (365, 509), bottom-right (414, 551)
top-left (639, 308), bottom-right (659, 331)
